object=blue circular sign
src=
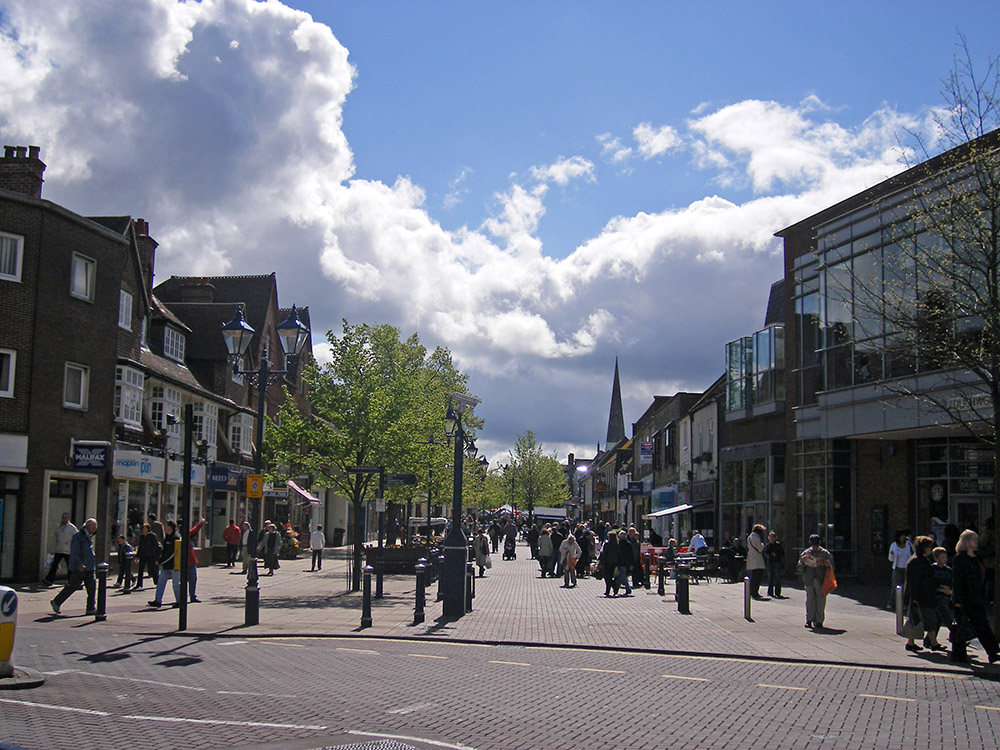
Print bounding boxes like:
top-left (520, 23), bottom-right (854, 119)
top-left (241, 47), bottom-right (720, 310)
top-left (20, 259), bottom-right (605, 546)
top-left (0, 590), bottom-right (15, 618)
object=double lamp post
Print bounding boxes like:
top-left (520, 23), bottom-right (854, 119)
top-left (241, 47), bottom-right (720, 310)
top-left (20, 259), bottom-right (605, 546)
top-left (221, 304), bottom-right (310, 626)
top-left (441, 393), bottom-right (480, 619)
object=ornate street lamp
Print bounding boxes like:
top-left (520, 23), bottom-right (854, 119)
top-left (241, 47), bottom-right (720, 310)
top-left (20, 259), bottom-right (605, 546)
top-left (441, 392), bottom-right (480, 618)
top-left (221, 304), bottom-right (310, 626)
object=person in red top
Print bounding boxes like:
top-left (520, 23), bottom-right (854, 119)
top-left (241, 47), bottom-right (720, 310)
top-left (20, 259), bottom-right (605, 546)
top-left (186, 518), bottom-right (206, 602)
top-left (222, 519), bottom-right (241, 568)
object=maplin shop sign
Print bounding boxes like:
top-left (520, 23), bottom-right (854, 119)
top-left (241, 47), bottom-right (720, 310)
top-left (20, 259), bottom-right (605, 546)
top-left (113, 450), bottom-right (165, 482)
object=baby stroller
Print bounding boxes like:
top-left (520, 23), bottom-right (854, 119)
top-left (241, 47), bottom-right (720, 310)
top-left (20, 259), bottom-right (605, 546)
top-left (503, 537), bottom-right (517, 560)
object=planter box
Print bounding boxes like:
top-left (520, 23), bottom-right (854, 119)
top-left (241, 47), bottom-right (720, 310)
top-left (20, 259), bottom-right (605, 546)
top-left (364, 545), bottom-right (438, 574)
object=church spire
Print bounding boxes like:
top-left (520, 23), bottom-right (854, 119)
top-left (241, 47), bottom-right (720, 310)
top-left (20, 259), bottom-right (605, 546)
top-left (605, 357), bottom-right (626, 449)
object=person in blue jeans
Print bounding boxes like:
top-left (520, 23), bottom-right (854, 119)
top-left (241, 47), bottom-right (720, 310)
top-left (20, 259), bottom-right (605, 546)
top-left (149, 521), bottom-right (180, 608)
top-left (616, 530), bottom-right (633, 596)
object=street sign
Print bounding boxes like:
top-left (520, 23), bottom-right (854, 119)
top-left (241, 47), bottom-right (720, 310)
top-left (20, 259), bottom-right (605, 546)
top-left (386, 473), bottom-right (417, 486)
top-left (347, 466), bottom-right (381, 474)
top-left (627, 481), bottom-right (645, 496)
top-left (247, 474), bottom-right (263, 498)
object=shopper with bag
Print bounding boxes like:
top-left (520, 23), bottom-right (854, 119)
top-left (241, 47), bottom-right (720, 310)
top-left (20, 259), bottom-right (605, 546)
top-left (799, 534), bottom-right (834, 629)
top-left (474, 529), bottom-right (491, 577)
top-left (901, 535), bottom-right (945, 653)
top-left (950, 529), bottom-right (1000, 664)
top-left (559, 534), bottom-right (582, 588)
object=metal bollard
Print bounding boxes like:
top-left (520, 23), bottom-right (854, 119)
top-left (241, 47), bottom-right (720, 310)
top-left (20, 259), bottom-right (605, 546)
top-left (895, 584), bottom-right (903, 633)
top-left (676, 565), bottom-right (690, 614)
top-left (428, 547), bottom-right (438, 583)
top-left (0, 586), bottom-right (17, 678)
top-left (95, 563), bottom-right (108, 622)
top-left (375, 547), bottom-right (384, 599)
top-left (414, 560), bottom-right (427, 625)
top-left (744, 575), bottom-right (753, 622)
top-left (465, 560), bottom-right (474, 612)
top-left (657, 555), bottom-right (666, 596)
top-left (361, 564), bottom-right (373, 629)
top-left (437, 553), bottom-right (445, 601)
top-left (245, 560), bottom-right (260, 627)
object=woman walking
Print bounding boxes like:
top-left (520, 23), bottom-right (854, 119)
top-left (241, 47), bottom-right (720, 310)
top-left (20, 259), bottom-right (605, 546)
top-left (902, 535), bottom-right (945, 653)
top-left (599, 532), bottom-right (620, 597)
top-left (537, 527), bottom-right (554, 578)
top-left (474, 528), bottom-right (491, 577)
top-left (950, 529), bottom-right (1000, 664)
top-left (800, 534), bottom-right (834, 629)
top-left (559, 534), bottom-right (582, 588)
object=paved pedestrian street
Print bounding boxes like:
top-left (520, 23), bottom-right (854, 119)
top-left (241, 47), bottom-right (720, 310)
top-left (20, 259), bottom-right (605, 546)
top-left (3, 542), bottom-right (1000, 749)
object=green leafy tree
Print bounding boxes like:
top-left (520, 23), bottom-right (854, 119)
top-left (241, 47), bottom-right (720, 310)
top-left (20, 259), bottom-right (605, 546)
top-left (267, 321), bottom-right (468, 590)
top-left (507, 431), bottom-right (568, 519)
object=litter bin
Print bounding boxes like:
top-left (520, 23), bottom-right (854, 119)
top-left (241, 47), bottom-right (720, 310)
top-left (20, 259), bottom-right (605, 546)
top-left (333, 528), bottom-right (345, 547)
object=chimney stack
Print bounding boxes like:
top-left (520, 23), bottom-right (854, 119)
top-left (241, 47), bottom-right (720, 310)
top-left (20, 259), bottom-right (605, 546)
top-left (179, 278), bottom-right (216, 303)
top-left (0, 145), bottom-right (46, 198)
top-left (132, 218), bottom-right (158, 294)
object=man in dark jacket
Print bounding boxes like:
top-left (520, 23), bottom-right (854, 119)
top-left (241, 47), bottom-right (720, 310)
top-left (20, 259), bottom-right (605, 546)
top-left (763, 530), bottom-right (786, 598)
top-left (616, 530), bottom-right (634, 596)
top-left (148, 520), bottom-right (180, 608)
top-left (50, 518), bottom-right (98, 616)
top-left (599, 532), bottom-right (620, 597)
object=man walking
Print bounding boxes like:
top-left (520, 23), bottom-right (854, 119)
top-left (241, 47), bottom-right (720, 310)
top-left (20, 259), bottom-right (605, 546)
top-left (310, 524), bottom-right (326, 571)
top-left (222, 519), bottom-right (241, 568)
top-left (43, 512), bottom-right (77, 586)
top-left (50, 518), bottom-right (98, 616)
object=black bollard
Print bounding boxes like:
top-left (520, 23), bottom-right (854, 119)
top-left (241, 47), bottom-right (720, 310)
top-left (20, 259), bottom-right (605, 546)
top-left (657, 555), bottom-right (666, 596)
top-left (95, 563), bottom-right (108, 622)
top-left (245, 560), bottom-right (260, 627)
top-left (428, 547), bottom-right (438, 583)
top-left (361, 564), bottom-right (373, 629)
top-left (414, 559), bottom-right (427, 625)
top-left (375, 547), bottom-right (384, 599)
top-left (437, 552), bottom-right (445, 601)
top-left (676, 565), bottom-right (690, 614)
top-left (465, 560), bottom-right (474, 612)
top-left (744, 575), bottom-right (752, 621)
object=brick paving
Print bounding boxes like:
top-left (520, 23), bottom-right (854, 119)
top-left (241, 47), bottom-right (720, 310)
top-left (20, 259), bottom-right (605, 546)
top-left (8, 540), bottom-right (998, 676)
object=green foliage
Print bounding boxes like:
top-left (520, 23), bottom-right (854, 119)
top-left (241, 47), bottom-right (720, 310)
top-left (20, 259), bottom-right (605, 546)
top-left (506, 430), bottom-right (568, 510)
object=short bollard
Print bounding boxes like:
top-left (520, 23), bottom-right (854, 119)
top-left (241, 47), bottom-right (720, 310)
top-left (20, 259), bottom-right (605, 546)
top-left (895, 584), bottom-right (904, 633)
top-left (657, 555), bottom-right (666, 596)
top-left (375, 547), bottom-right (384, 600)
top-left (95, 563), bottom-right (108, 622)
top-left (744, 575), bottom-right (753, 622)
top-left (0, 586), bottom-right (17, 678)
top-left (676, 565), bottom-right (690, 614)
top-left (361, 564), bottom-right (374, 629)
top-left (436, 552), bottom-right (445, 601)
top-left (428, 547), bottom-right (439, 583)
top-left (414, 560), bottom-right (427, 625)
top-left (465, 560), bottom-right (474, 613)
top-left (245, 560), bottom-right (260, 627)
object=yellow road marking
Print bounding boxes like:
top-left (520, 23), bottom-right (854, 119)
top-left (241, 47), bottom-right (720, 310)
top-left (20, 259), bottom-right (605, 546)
top-left (757, 684), bottom-right (807, 691)
top-left (859, 694), bottom-right (915, 702)
top-left (408, 653), bottom-right (448, 659)
top-left (336, 647), bottom-right (379, 654)
top-left (256, 640), bottom-right (304, 648)
top-left (488, 660), bottom-right (531, 666)
top-left (580, 668), bottom-right (626, 674)
top-left (975, 705), bottom-right (1000, 712)
top-left (662, 675), bottom-right (709, 682)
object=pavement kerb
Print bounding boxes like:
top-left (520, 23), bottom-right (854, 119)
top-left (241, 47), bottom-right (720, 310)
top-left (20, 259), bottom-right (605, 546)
top-left (117, 628), bottom-right (996, 680)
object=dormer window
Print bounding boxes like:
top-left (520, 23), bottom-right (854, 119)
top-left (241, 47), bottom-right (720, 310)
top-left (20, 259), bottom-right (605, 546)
top-left (164, 326), bottom-right (185, 362)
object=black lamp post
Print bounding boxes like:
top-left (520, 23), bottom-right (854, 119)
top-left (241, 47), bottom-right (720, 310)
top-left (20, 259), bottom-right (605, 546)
top-left (441, 393), bottom-right (480, 618)
top-left (221, 304), bottom-right (309, 626)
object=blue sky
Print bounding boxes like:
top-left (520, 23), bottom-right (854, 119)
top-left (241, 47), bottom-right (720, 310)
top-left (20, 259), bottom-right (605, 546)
top-left (1, 1), bottom-right (998, 463)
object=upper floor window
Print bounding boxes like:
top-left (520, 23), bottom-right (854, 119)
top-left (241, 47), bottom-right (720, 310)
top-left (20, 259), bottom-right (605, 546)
top-left (0, 232), bottom-right (23, 282)
top-left (192, 401), bottom-right (219, 446)
top-left (119, 290), bottom-right (133, 330)
top-left (114, 365), bottom-right (144, 428)
top-left (229, 412), bottom-right (253, 457)
top-left (163, 326), bottom-right (185, 362)
top-left (64, 362), bottom-right (89, 410)
top-left (149, 384), bottom-right (181, 436)
top-left (0, 349), bottom-right (15, 398)
top-left (70, 253), bottom-right (96, 301)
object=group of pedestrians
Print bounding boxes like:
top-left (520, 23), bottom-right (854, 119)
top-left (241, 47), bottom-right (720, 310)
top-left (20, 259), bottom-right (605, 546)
top-left (896, 526), bottom-right (998, 664)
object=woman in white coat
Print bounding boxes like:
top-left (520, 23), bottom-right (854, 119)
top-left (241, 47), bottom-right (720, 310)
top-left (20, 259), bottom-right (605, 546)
top-left (559, 534), bottom-right (582, 588)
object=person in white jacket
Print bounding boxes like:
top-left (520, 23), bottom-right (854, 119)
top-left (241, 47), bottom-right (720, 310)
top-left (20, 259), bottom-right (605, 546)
top-left (43, 513), bottom-right (77, 586)
top-left (559, 534), bottom-right (582, 588)
top-left (310, 524), bottom-right (326, 572)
